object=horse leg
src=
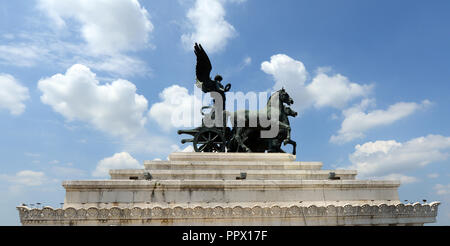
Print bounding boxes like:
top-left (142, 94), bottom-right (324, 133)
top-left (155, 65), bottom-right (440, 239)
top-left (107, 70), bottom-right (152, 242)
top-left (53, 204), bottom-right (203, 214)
top-left (288, 139), bottom-right (297, 155)
top-left (241, 129), bottom-right (252, 152)
top-left (268, 139), bottom-right (282, 153)
top-left (235, 128), bottom-right (251, 152)
top-left (234, 128), bottom-right (243, 152)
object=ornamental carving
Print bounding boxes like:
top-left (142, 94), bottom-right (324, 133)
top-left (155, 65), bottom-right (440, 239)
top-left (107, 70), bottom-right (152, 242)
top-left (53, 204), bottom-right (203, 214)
top-left (131, 207), bottom-right (142, 218)
top-left (110, 207), bottom-right (121, 218)
top-left (64, 208), bottom-right (76, 218)
top-left (252, 206), bottom-right (262, 216)
top-left (98, 208), bottom-right (110, 219)
top-left (326, 205), bottom-right (337, 215)
top-left (173, 206), bottom-right (185, 217)
top-left (232, 206), bottom-right (243, 217)
top-left (76, 208), bottom-right (87, 218)
top-left (17, 202), bottom-right (441, 224)
top-left (212, 206), bottom-right (224, 217)
top-left (87, 207), bottom-right (98, 218)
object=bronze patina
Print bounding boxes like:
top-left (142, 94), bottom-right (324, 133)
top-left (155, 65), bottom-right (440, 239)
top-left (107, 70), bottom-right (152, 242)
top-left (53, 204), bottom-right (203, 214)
top-left (178, 43), bottom-right (297, 154)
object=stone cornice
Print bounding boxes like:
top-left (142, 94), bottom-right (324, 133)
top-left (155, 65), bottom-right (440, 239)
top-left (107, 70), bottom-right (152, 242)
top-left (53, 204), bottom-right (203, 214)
top-left (17, 202), bottom-right (440, 223)
top-left (62, 179), bottom-right (401, 190)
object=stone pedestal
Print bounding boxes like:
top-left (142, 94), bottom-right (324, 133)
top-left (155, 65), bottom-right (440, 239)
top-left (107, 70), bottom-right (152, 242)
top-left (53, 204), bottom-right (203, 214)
top-left (17, 153), bottom-right (440, 226)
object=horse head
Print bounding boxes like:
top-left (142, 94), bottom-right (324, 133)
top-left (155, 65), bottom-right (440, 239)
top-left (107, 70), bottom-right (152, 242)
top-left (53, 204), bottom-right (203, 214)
top-left (279, 87), bottom-right (294, 105)
top-left (284, 106), bottom-right (298, 117)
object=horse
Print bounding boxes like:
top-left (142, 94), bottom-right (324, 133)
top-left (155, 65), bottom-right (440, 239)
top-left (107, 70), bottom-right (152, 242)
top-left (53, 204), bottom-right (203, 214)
top-left (278, 105), bottom-right (298, 155)
top-left (227, 88), bottom-right (295, 153)
top-left (236, 104), bottom-right (298, 154)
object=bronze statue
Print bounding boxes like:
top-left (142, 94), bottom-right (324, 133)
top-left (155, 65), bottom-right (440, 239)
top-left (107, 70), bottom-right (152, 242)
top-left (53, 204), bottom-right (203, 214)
top-left (178, 43), bottom-right (298, 154)
top-left (194, 43), bottom-right (231, 110)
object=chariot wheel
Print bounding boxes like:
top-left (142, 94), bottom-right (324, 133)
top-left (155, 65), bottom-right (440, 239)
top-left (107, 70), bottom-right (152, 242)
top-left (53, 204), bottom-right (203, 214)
top-left (193, 128), bottom-right (226, 152)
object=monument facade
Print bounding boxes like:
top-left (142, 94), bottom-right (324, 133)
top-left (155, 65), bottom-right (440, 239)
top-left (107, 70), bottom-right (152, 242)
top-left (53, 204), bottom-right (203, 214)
top-left (17, 152), bottom-right (439, 226)
top-left (17, 44), bottom-right (440, 226)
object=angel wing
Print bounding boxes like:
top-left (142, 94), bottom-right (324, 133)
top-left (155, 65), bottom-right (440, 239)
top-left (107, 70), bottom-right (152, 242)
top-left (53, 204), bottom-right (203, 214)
top-left (194, 43), bottom-right (212, 85)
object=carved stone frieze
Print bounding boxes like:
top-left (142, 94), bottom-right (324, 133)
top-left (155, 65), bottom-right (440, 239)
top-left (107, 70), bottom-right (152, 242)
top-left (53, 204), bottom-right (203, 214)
top-left (17, 202), bottom-right (440, 224)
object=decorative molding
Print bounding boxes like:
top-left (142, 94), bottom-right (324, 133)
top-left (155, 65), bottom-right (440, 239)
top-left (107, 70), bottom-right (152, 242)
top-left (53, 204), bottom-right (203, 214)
top-left (61, 179), bottom-right (402, 190)
top-left (17, 202), bottom-right (440, 223)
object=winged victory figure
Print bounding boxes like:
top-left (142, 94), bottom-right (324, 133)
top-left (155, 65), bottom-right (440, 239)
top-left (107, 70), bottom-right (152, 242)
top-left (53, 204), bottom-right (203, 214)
top-left (194, 43), bottom-right (231, 110)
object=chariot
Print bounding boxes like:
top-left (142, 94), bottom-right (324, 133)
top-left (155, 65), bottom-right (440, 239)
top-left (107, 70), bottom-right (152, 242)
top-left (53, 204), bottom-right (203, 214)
top-left (178, 43), bottom-right (297, 154)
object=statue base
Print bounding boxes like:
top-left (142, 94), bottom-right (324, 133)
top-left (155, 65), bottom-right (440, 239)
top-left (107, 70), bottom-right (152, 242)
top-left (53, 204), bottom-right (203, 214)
top-left (17, 152), bottom-right (439, 226)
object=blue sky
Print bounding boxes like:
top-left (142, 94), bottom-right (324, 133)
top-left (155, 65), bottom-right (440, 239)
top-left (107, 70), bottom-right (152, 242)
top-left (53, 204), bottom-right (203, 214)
top-left (0, 0), bottom-right (449, 225)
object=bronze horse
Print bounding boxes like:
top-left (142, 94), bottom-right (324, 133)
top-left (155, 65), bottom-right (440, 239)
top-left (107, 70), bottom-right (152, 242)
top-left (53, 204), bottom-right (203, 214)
top-left (227, 88), bottom-right (297, 154)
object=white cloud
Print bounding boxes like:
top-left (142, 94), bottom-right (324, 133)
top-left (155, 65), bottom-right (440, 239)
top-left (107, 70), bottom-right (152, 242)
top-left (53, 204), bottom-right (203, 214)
top-left (149, 85), bottom-right (203, 132)
top-left (181, 145), bottom-right (195, 152)
top-left (92, 152), bottom-right (142, 177)
top-left (37, 64), bottom-right (179, 155)
top-left (79, 55), bottom-right (151, 77)
top-left (330, 99), bottom-right (430, 144)
top-left (307, 72), bottom-right (373, 109)
top-left (0, 170), bottom-right (47, 187)
top-left (373, 173), bottom-right (419, 184)
top-left (261, 54), bottom-right (309, 89)
top-left (172, 145), bottom-right (195, 153)
top-left (0, 74), bottom-right (30, 115)
top-left (261, 54), bottom-right (371, 112)
top-left (120, 133), bottom-right (180, 156)
top-left (434, 184), bottom-right (450, 195)
top-left (261, 54), bottom-right (313, 111)
top-left (0, 1), bottom-right (153, 77)
top-left (0, 44), bottom-right (47, 67)
top-left (38, 0), bottom-right (153, 55)
top-left (243, 56), bottom-right (252, 66)
top-left (260, 54), bottom-right (429, 145)
top-left (427, 173), bottom-right (440, 179)
top-left (1, 30), bottom-right (150, 77)
top-left (345, 135), bottom-right (450, 179)
top-left (38, 64), bottom-right (149, 138)
top-left (181, 0), bottom-right (237, 53)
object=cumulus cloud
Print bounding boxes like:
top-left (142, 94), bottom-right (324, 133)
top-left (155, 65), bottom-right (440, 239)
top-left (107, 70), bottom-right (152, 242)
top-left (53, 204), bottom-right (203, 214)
top-left (307, 72), bottom-right (373, 109)
top-left (37, 64), bottom-right (180, 155)
top-left (92, 152), bottom-right (142, 177)
top-left (261, 54), bottom-right (430, 144)
top-left (149, 85), bottom-right (203, 132)
top-left (261, 54), bottom-right (312, 111)
top-left (345, 135), bottom-right (450, 180)
top-left (261, 54), bottom-right (372, 111)
top-left (38, 0), bottom-right (153, 55)
top-left (0, 74), bottom-right (30, 115)
top-left (38, 64), bottom-right (149, 138)
top-left (181, 0), bottom-right (237, 53)
top-left (261, 54), bottom-right (309, 89)
top-left (330, 99), bottom-right (431, 144)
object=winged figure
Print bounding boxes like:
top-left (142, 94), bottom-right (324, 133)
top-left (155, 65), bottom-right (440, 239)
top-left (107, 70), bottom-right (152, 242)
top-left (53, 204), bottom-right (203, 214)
top-left (194, 43), bottom-right (231, 96)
